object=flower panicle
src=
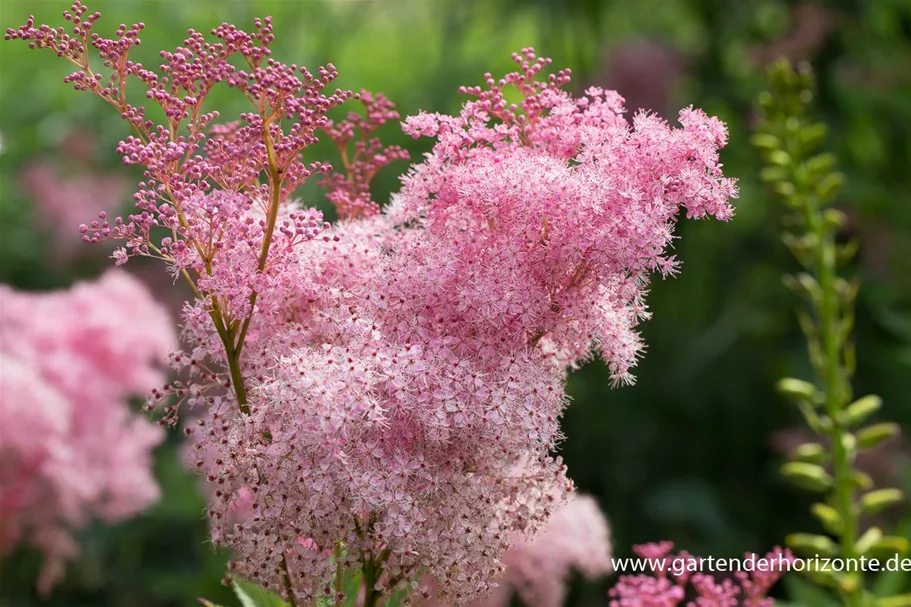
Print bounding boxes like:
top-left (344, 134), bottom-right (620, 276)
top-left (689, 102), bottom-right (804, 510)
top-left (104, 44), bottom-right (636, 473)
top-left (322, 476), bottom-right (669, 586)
top-left (9, 7), bottom-right (739, 602)
top-left (319, 90), bottom-right (410, 220)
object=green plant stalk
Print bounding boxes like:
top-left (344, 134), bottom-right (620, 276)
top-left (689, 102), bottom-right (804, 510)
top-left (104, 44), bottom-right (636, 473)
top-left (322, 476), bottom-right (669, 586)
top-left (335, 542), bottom-right (345, 599)
top-left (363, 557), bottom-right (381, 607)
top-left (802, 194), bottom-right (859, 606)
top-left (766, 67), bottom-right (861, 605)
top-left (281, 555), bottom-right (299, 607)
top-left (225, 340), bottom-right (251, 415)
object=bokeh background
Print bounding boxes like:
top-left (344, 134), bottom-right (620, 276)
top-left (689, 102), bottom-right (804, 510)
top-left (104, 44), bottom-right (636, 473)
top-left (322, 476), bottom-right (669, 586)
top-left (1, 0), bottom-right (911, 605)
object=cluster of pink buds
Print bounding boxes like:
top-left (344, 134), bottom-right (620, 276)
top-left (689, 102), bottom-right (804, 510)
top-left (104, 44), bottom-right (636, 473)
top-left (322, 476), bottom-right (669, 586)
top-left (320, 90), bottom-right (410, 219)
top-left (8, 7), bottom-right (737, 605)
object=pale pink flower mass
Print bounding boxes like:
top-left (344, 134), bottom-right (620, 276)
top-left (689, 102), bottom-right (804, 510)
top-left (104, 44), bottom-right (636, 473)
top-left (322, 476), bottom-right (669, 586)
top-left (8, 6), bottom-right (737, 604)
top-left (0, 269), bottom-right (176, 593)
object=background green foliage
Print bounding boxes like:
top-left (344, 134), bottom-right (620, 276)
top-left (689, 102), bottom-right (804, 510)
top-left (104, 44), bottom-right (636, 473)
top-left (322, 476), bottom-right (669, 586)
top-left (1, 0), bottom-right (910, 605)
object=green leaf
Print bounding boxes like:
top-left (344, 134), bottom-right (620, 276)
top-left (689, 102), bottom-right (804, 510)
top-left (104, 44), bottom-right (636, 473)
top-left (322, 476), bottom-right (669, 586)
top-left (854, 526), bottom-right (883, 556)
top-left (781, 462), bottom-right (833, 492)
top-left (839, 395), bottom-right (882, 427)
top-left (783, 571), bottom-right (841, 606)
top-left (232, 579), bottom-right (289, 607)
top-left (873, 516), bottom-right (911, 597)
top-left (875, 595), bottom-right (911, 607)
top-left (797, 123), bottom-right (827, 152)
top-left (750, 133), bottom-right (780, 150)
top-left (805, 153), bottom-right (837, 179)
top-left (776, 378), bottom-right (819, 404)
top-left (761, 165), bottom-right (790, 183)
top-left (869, 536), bottom-right (910, 555)
top-left (860, 489), bottom-right (904, 515)
top-left (769, 149), bottom-right (792, 166)
top-left (786, 532), bottom-right (839, 556)
top-left (810, 503), bottom-right (843, 535)
top-left (852, 470), bottom-right (875, 491)
top-left (816, 172), bottom-right (845, 202)
top-left (857, 423), bottom-right (901, 450)
top-left (793, 442), bottom-right (826, 464)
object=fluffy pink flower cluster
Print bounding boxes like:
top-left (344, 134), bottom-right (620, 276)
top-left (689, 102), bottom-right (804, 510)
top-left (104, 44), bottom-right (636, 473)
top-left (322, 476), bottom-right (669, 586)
top-left (0, 270), bottom-right (176, 593)
top-left (609, 542), bottom-right (794, 607)
top-left (8, 8), bottom-right (736, 605)
top-left (184, 55), bottom-right (733, 603)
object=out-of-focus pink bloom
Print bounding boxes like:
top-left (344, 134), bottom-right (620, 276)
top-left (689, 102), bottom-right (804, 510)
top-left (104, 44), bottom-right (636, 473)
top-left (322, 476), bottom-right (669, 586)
top-left (599, 39), bottom-right (686, 117)
top-left (0, 269), bottom-right (177, 593)
top-left (20, 160), bottom-right (128, 262)
top-left (419, 495), bottom-right (611, 607)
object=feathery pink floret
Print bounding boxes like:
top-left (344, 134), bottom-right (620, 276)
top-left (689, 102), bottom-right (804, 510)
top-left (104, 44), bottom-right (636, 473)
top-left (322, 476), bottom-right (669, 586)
top-left (395, 52), bottom-right (736, 384)
top-left (0, 270), bottom-right (176, 593)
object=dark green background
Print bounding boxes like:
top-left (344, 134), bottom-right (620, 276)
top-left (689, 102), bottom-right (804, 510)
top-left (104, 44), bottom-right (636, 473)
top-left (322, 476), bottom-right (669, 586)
top-left (1, 0), bottom-right (910, 605)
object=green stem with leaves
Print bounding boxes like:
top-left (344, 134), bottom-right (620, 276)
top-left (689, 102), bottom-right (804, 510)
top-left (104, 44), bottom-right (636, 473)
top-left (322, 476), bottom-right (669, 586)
top-left (754, 59), bottom-right (907, 607)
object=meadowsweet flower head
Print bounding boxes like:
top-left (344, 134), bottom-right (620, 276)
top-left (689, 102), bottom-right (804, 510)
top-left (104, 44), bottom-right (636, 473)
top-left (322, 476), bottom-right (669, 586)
top-left (9, 9), bottom-right (736, 603)
top-left (181, 48), bottom-right (734, 602)
top-left (0, 270), bottom-right (176, 593)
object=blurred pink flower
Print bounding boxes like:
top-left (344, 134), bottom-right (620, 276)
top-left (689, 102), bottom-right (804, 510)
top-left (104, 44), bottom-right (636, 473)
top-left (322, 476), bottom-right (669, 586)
top-left (0, 269), bottom-right (177, 593)
top-left (20, 141), bottom-right (128, 262)
top-left (480, 495), bottom-right (613, 607)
